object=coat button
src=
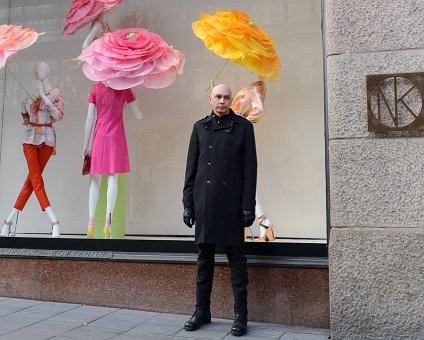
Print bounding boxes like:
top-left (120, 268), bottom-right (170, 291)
top-left (206, 180), bottom-right (211, 184)
top-left (222, 162), bottom-right (227, 167)
top-left (224, 146), bottom-right (228, 150)
top-left (208, 162), bottom-right (212, 167)
top-left (209, 145), bottom-right (213, 149)
top-left (222, 181), bottom-right (227, 186)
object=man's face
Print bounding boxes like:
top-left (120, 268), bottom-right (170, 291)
top-left (209, 85), bottom-right (232, 116)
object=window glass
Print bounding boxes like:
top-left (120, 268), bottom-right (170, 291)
top-left (0, 0), bottom-right (326, 243)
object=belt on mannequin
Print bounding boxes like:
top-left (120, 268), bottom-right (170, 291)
top-left (29, 122), bottom-right (53, 127)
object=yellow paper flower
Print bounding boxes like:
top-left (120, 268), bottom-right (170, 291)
top-left (192, 9), bottom-right (281, 82)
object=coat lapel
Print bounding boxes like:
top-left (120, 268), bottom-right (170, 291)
top-left (210, 110), bottom-right (238, 133)
top-left (203, 112), bottom-right (214, 131)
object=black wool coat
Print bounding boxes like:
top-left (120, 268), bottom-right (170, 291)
top-left (183, 109), bottom-right (257, 246)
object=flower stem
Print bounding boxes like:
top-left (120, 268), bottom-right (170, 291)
top-left (5, 64), bottom-right (36, 100)
top-left (206, 59), bottom-right (230, 91)
top-left (102, 18), bottom-right (113, 33)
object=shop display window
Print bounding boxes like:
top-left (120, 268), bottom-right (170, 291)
top-left (0, 0), bottom-right (326, 253)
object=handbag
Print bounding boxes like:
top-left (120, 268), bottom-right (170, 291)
top-left (82, 154), bottom-right (91, 176)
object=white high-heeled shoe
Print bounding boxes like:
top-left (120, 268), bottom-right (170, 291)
top-left (0, 221), bottom-right (12, 237)
top-left (51, 221), bottom-right (60, 238)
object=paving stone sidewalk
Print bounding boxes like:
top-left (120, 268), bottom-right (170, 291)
top-left (0, 297), bottom-right (330, 339)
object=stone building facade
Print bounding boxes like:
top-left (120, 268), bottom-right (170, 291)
top-left (327, 1), bottom-right (424, 338)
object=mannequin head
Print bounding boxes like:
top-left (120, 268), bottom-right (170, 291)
top-left (34, 62), bottom-right (50, 80)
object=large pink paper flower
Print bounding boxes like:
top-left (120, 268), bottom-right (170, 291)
top-left (0, 25), bottom-right (39, 69)
top-left (62, 0), bottom-right (123, 36)
top-left (79, 28), bottom-right (185, 90)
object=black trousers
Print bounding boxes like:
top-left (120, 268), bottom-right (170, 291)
top-left (195, 243), bottom-right (248, 315)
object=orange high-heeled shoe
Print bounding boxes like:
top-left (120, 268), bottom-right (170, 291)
top-left (254, 215), bottom-right (276, 242)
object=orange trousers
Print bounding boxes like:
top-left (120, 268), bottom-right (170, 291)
top-left (14, 143), bottom-right (53, 211)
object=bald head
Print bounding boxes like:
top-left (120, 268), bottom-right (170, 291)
top-left (209, 84), bottom-right (233, 116)
top-left (210, 84), bottom-right (232, 98)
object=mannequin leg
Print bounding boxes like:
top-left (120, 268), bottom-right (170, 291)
top-left (106, 174), bottom-right (119, 218)
top-left (45, 206), bottom-right (60, 238)
top-left (255, 198), bottom-right (268, 237)
top-left (22, 144), bottom-right (52, 210)
top-left (82, 19), bottom-right (103, 49)
top-left (87, 174), bottom-right (102, 238)
top-left (103, 174), bottom-right (118, 239)
top-left (254, 195), bottom-right (275, 242)
top-left (2, 145), bottom-right (53, 238)
top-left (5, 208), bottom-right (19, 223)
top-left (14, 144), bottom-right (53, 211)
top-left (1, 208), bottom-right (20, 237)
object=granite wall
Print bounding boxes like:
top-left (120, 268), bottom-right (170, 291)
top-left (0, 258), bottom-right (330, 328)
top-left (327, 0), bottom-right (424, 338)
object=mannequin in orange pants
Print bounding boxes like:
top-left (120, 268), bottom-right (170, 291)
top-left (1, 62), bottom-right (64, 238)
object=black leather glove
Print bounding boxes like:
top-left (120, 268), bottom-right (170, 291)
top-left (241, 210), bottom-right (255, 227)
top-left (183, 207), bottom-right (195, 228)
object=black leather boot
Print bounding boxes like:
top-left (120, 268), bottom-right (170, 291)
top-left (184, 310), bottom-right (211, 331)
top-left (231, 313), bottom-right (247, 336)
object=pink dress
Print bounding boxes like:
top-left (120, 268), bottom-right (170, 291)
top-left (88, 82), bottom-right (136, 174)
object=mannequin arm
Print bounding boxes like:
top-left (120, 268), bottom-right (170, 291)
top-left (21, 97), bottom-right (30, 113)
top-left (36, 82), bottom-right (64, 121)
top-left (20, 98), bottom-right (31, 125)
top-left (83, 19), bottom-right (103, 49)
top-left (83, 103), bottom-right (97, 156)
top-left (128, 100), bottom-right (143, 120)
top-left (247, 91), bottom-right (265, 121)
top-left (251, 93), bottom-right (264, 113)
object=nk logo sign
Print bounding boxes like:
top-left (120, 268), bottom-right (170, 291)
top-left (367, 72), bottom-right (424, 132)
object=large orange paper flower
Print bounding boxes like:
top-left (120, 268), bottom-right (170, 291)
top-left (0, 25), bottom-right (39, 69)
top-left (192, 10), bottom-right (281, 82)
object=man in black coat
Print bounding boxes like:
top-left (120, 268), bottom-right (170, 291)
top-left (182, 84), bottom-right (257, 336)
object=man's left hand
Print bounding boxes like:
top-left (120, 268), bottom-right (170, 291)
top-left (183, 207), bottom-right (195, 228)
top-left (241, 210), bottom-right (255, 227)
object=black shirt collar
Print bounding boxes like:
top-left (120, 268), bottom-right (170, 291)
top-left (213, 112), bottom-right (230, 124)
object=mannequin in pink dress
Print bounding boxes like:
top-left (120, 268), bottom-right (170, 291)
top-left (82, 82), bottom-right (142, 239)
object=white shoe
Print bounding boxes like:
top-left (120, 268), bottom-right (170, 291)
top-left (51, 222), bottom-right (60, 238)
top-left (0, 221), bottom-right (12, 237)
